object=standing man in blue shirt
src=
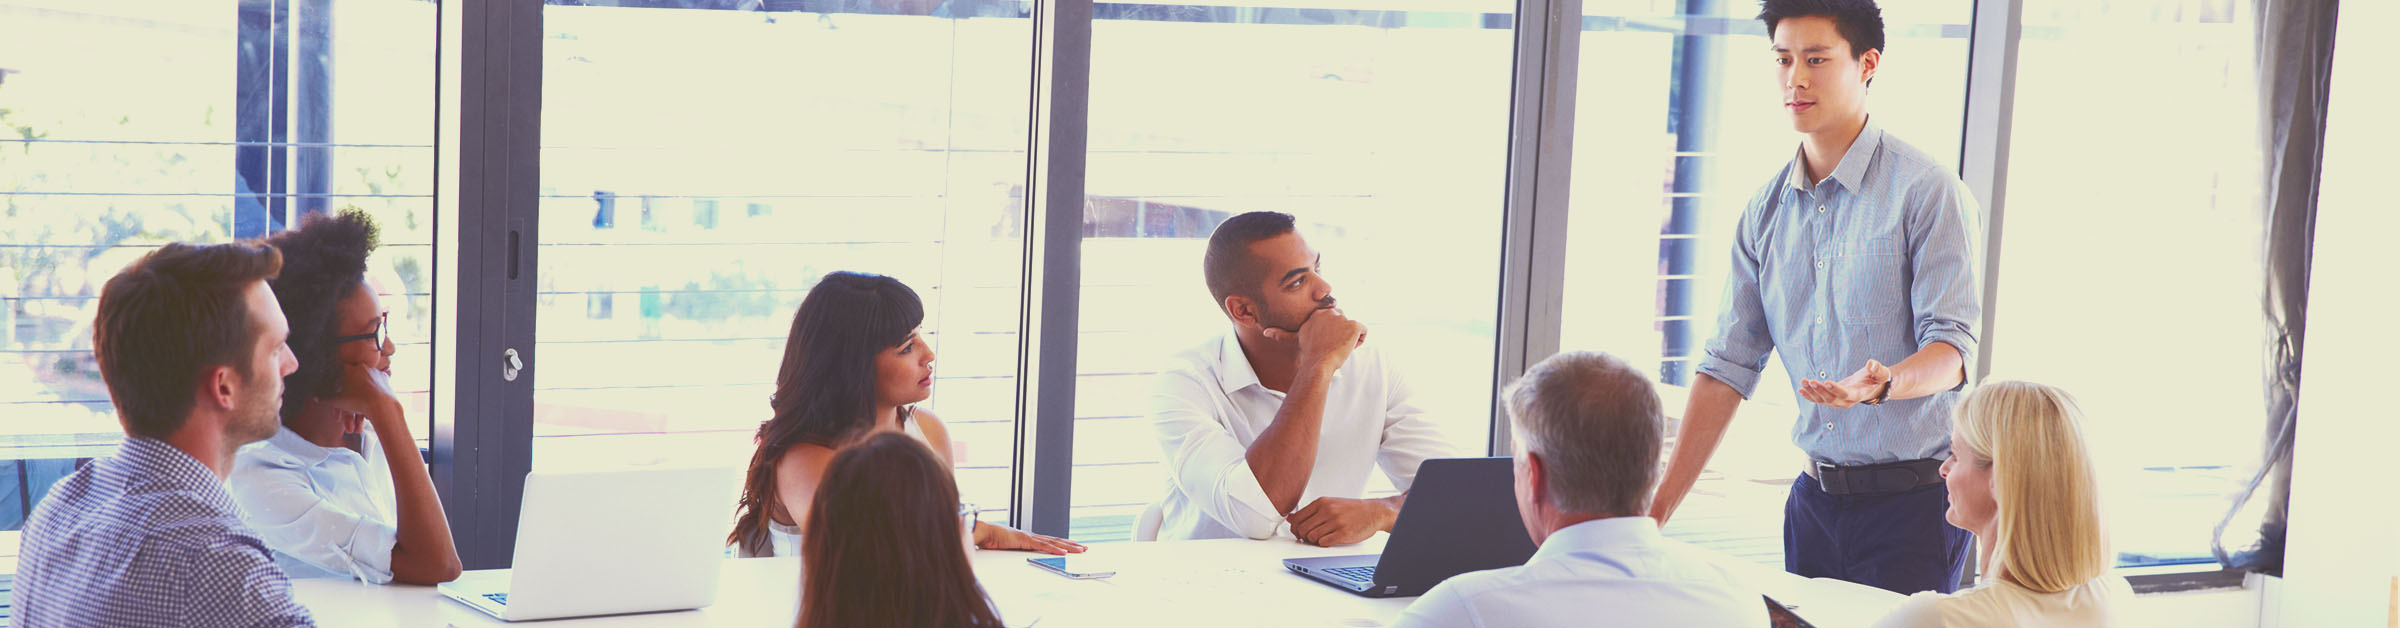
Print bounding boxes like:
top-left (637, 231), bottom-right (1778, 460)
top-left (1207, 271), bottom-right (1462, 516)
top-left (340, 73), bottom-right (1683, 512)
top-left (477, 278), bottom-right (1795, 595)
top-left (1647, 0), bottom-right (1983, 595)
top-left (17, 242), bottom-right (317, 627)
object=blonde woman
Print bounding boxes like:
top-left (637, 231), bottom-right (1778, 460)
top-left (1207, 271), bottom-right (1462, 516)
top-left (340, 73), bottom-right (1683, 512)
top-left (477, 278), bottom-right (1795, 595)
top-left (1874, 381), bottom-right (2133, 627)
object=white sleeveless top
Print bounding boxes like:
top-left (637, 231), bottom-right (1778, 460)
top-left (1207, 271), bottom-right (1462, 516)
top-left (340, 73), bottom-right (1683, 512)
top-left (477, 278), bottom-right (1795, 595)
top-left (764, 409), bottom-right (930, 558)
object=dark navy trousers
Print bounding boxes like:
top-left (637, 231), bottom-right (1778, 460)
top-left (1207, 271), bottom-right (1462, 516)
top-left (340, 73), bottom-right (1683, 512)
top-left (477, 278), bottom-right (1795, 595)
top-left (1783, 471), bottom-right (1974, 595)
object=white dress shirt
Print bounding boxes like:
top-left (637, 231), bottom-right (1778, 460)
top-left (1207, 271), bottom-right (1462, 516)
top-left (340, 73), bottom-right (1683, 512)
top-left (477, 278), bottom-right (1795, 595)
top-left (1392, 517), bottom-right (1765, 628)
top-left (1148, 331), bottom-right (1457, 541)
top-left (229, 425), bottom-right (401, 583)
top-left (1873, 575), bottom-right (2133, 627)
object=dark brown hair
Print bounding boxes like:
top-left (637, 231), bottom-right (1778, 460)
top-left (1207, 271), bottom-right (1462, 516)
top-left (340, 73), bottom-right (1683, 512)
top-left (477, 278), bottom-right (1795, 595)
top-left (1758, 0), bottom-right (1888, 81)
top-left (262, 209), bottom-right (380, 425)
top-left (92, 241), bottom-right (284, 438)
top-left (797, 433), bottom-right (1001, 628)
top-left (730, 271), bottom-right (924, 557)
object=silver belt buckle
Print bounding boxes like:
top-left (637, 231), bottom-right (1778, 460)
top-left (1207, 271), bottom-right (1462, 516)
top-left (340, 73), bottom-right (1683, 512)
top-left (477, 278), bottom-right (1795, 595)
top-left (1812, 460), bottom-right (1847, 494)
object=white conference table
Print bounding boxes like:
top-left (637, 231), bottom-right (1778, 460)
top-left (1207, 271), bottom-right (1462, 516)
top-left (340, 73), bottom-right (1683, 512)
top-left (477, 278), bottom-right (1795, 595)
top-left (293, 533), bottom-right (1906, 627)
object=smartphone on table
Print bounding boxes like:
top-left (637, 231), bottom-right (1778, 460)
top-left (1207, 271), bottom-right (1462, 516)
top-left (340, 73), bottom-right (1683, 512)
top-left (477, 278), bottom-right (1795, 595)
top-left (1026, 556), bottom-right (1115, 580)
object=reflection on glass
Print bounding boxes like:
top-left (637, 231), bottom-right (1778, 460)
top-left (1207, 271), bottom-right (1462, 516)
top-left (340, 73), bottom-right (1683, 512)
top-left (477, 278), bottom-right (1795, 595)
top-left (1998, 0), bottom-right (2261, 568)
top-left (0, 0), bottom-right (437, 538)
top-left (1068, 3), bottom-right (1516, 541)
top-left (530, 3), bottom-right (1033, 525)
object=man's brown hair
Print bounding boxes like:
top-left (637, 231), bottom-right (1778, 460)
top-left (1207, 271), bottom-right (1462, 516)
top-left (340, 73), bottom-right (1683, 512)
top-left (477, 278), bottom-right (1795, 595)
top-left (92, 242), bottom-right (284, 439)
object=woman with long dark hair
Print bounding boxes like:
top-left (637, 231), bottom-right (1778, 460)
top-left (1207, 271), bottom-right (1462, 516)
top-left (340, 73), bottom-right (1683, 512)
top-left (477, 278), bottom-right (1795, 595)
top-left (729, 271), bottom-right (1081, 557)
top-left (798, 433), bottom-right (1004, 628)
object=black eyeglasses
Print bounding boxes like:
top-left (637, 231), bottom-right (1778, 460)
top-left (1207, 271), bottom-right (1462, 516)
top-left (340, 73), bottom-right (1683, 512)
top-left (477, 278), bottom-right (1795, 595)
top-left (333, 312), bottom-right (390, 349)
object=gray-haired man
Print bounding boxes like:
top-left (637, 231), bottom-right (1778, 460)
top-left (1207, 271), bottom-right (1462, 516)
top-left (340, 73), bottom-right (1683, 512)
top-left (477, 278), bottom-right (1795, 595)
top-left (1392, 352), bottom-right (1762, 628)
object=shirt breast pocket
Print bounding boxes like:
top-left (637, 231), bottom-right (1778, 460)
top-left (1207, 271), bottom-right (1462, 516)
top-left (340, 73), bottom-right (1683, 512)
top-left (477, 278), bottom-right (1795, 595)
top-left (1832, 236), bottom-right (1906, 326)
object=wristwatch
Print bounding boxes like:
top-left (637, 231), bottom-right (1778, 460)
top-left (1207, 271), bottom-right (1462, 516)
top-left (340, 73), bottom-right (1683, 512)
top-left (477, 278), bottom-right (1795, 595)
top-left (1862, 380), bottom-right (1893, 405)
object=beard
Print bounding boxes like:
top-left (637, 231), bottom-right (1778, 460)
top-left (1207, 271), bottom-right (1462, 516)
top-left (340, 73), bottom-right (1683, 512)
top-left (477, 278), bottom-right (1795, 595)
top-left (228, 370), bottom-right (283, 444)
top-left (1260, 296), bottom-right (1336, 335)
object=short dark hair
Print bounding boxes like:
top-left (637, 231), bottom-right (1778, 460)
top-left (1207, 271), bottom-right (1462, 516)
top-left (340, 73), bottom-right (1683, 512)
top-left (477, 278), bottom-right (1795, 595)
top-left (1758, 0), bottom-right (1887, 60)
top-left (1504, 351), bottom-right (1664, 516)
top-left (92, 241), bottom-right (284, 439)
top-left (1201, 211), bottom-right (1297, 310)
top-left (263, 209), bottom-right (381, 425)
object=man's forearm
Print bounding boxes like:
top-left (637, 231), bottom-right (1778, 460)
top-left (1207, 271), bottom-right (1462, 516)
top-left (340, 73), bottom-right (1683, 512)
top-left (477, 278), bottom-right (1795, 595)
top-left (1650, 374), bottom-right (1743, 524)
top-left (1247, 364), bottom-right (1335, 514)
top-left (1886, 342), bottom-right (1965, 401)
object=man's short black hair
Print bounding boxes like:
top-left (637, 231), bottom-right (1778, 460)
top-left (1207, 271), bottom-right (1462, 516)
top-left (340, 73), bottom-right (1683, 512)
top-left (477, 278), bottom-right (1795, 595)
top-left (1758, 0), bottom-right (1886, 60)
top-left (1201, 211), bottom-right (1297, 310)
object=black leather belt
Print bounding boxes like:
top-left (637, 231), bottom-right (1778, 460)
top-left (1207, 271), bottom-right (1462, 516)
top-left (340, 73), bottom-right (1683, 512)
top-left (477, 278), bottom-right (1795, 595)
top-left (1805, 458), bottom-right (1944, 495)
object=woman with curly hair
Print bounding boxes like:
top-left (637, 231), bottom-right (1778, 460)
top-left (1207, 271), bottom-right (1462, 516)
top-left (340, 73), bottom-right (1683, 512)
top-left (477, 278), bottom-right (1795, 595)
top-left (229, 209), bottom-right (462, 584)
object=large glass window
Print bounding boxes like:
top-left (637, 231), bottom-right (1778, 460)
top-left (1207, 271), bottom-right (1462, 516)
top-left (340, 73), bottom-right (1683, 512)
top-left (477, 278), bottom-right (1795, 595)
top-left (1994, 0), bottom-right (2260, 568)
top-left (1558, 0), bottom-right (1972, 566)
top-left (0, 0), bottom-right (437, 558)
top-left (531, 2), bottom-right (1034, 525)
top-left (1067, 2), bottom-right (1518, 542)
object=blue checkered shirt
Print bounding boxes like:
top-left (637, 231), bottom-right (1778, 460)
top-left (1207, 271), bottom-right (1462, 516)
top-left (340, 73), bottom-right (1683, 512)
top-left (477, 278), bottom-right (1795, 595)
top-left (16, 436), bottom-right (317, 627)
top-left (1697, 118), bottom-right (1983, 466)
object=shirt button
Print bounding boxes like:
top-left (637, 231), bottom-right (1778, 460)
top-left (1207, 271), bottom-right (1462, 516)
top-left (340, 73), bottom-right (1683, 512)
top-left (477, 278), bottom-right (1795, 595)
top-left (1816, 260), bottom-right (1825, 269)
top-left (1825, 422), bottom-right (1835, 430)
top-left (1816, 316), bottom-right (1824, 325)
top-left (1817, 205), bottom-right (1826, 213)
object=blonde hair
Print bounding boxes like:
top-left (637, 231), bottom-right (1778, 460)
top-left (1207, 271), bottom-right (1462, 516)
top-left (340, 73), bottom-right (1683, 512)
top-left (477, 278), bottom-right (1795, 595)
top-left (1953, 380), bottom-right (2109, 593)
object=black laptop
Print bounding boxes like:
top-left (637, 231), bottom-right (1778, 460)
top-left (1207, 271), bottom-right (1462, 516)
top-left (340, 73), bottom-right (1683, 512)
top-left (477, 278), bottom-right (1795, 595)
top-left (1281, 457), bottom-right (1540, 598)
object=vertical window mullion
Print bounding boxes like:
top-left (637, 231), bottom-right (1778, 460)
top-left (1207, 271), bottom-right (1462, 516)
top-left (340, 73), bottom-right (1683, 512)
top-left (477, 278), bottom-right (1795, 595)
top-left (1014, 0), bottom-right (1095, 537)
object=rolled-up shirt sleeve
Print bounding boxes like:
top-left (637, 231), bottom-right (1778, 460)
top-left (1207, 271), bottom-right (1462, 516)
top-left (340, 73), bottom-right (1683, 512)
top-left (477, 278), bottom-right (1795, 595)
top-left (1150, 370), bottom-right (1285, 540)
top-left (1695, 197), bottom-right (1778, 399)
top-left (229, 464), bottom-right (399, 584)
top-left (1906, 178), bottom-right (1982, 389)
top-left (1373, 359), bottom-right (1458, 492)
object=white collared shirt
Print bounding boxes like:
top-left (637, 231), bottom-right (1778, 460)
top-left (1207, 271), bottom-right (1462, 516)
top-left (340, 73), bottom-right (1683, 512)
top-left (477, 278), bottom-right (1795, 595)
top-left (1392, 517), bottom-right (1765, 628)
top-left (229, 425), bottom-right (400, 583)
top-left (1148, 331), bottom-right (1457, 541)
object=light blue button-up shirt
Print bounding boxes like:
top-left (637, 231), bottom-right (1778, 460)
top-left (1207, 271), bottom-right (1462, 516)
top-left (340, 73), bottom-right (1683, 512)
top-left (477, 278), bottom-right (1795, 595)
top-left (1696, 118), bottom-right (1982, 466)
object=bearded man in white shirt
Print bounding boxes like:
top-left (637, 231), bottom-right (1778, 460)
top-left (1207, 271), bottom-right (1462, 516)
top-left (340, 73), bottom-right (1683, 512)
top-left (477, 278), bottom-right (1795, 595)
top-left (1148, 211), bottom-right (1457, 545)
top-left (1394, 351), bottom-right (1763, 628)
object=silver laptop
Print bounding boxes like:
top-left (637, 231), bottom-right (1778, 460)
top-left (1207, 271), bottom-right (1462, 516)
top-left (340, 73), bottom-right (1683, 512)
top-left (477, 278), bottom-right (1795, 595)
top-left (438, 464), bottom-right (739, 621)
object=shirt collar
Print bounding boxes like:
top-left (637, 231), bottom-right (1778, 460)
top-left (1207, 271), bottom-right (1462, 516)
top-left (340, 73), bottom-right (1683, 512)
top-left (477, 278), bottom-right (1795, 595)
top-left (1212, 329), bottom-right (1346, 395)
top-left (254, 425), bottom-right (342, 468)
top-left (112, 436), bottom-right (239, 512)
top-left (1529, 516), bottom-right (1667, 563)
top-left (1215, 329), bottom-right (1265, 393)
top-left (1784, 116), bottom-right (1885, 195)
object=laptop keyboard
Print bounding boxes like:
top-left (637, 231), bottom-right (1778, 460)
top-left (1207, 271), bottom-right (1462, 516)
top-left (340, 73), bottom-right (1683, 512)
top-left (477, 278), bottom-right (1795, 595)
top-left (1325, 566), bottom-right (1377, 583)
top-left (484, 592), bottom-right (510, 607)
